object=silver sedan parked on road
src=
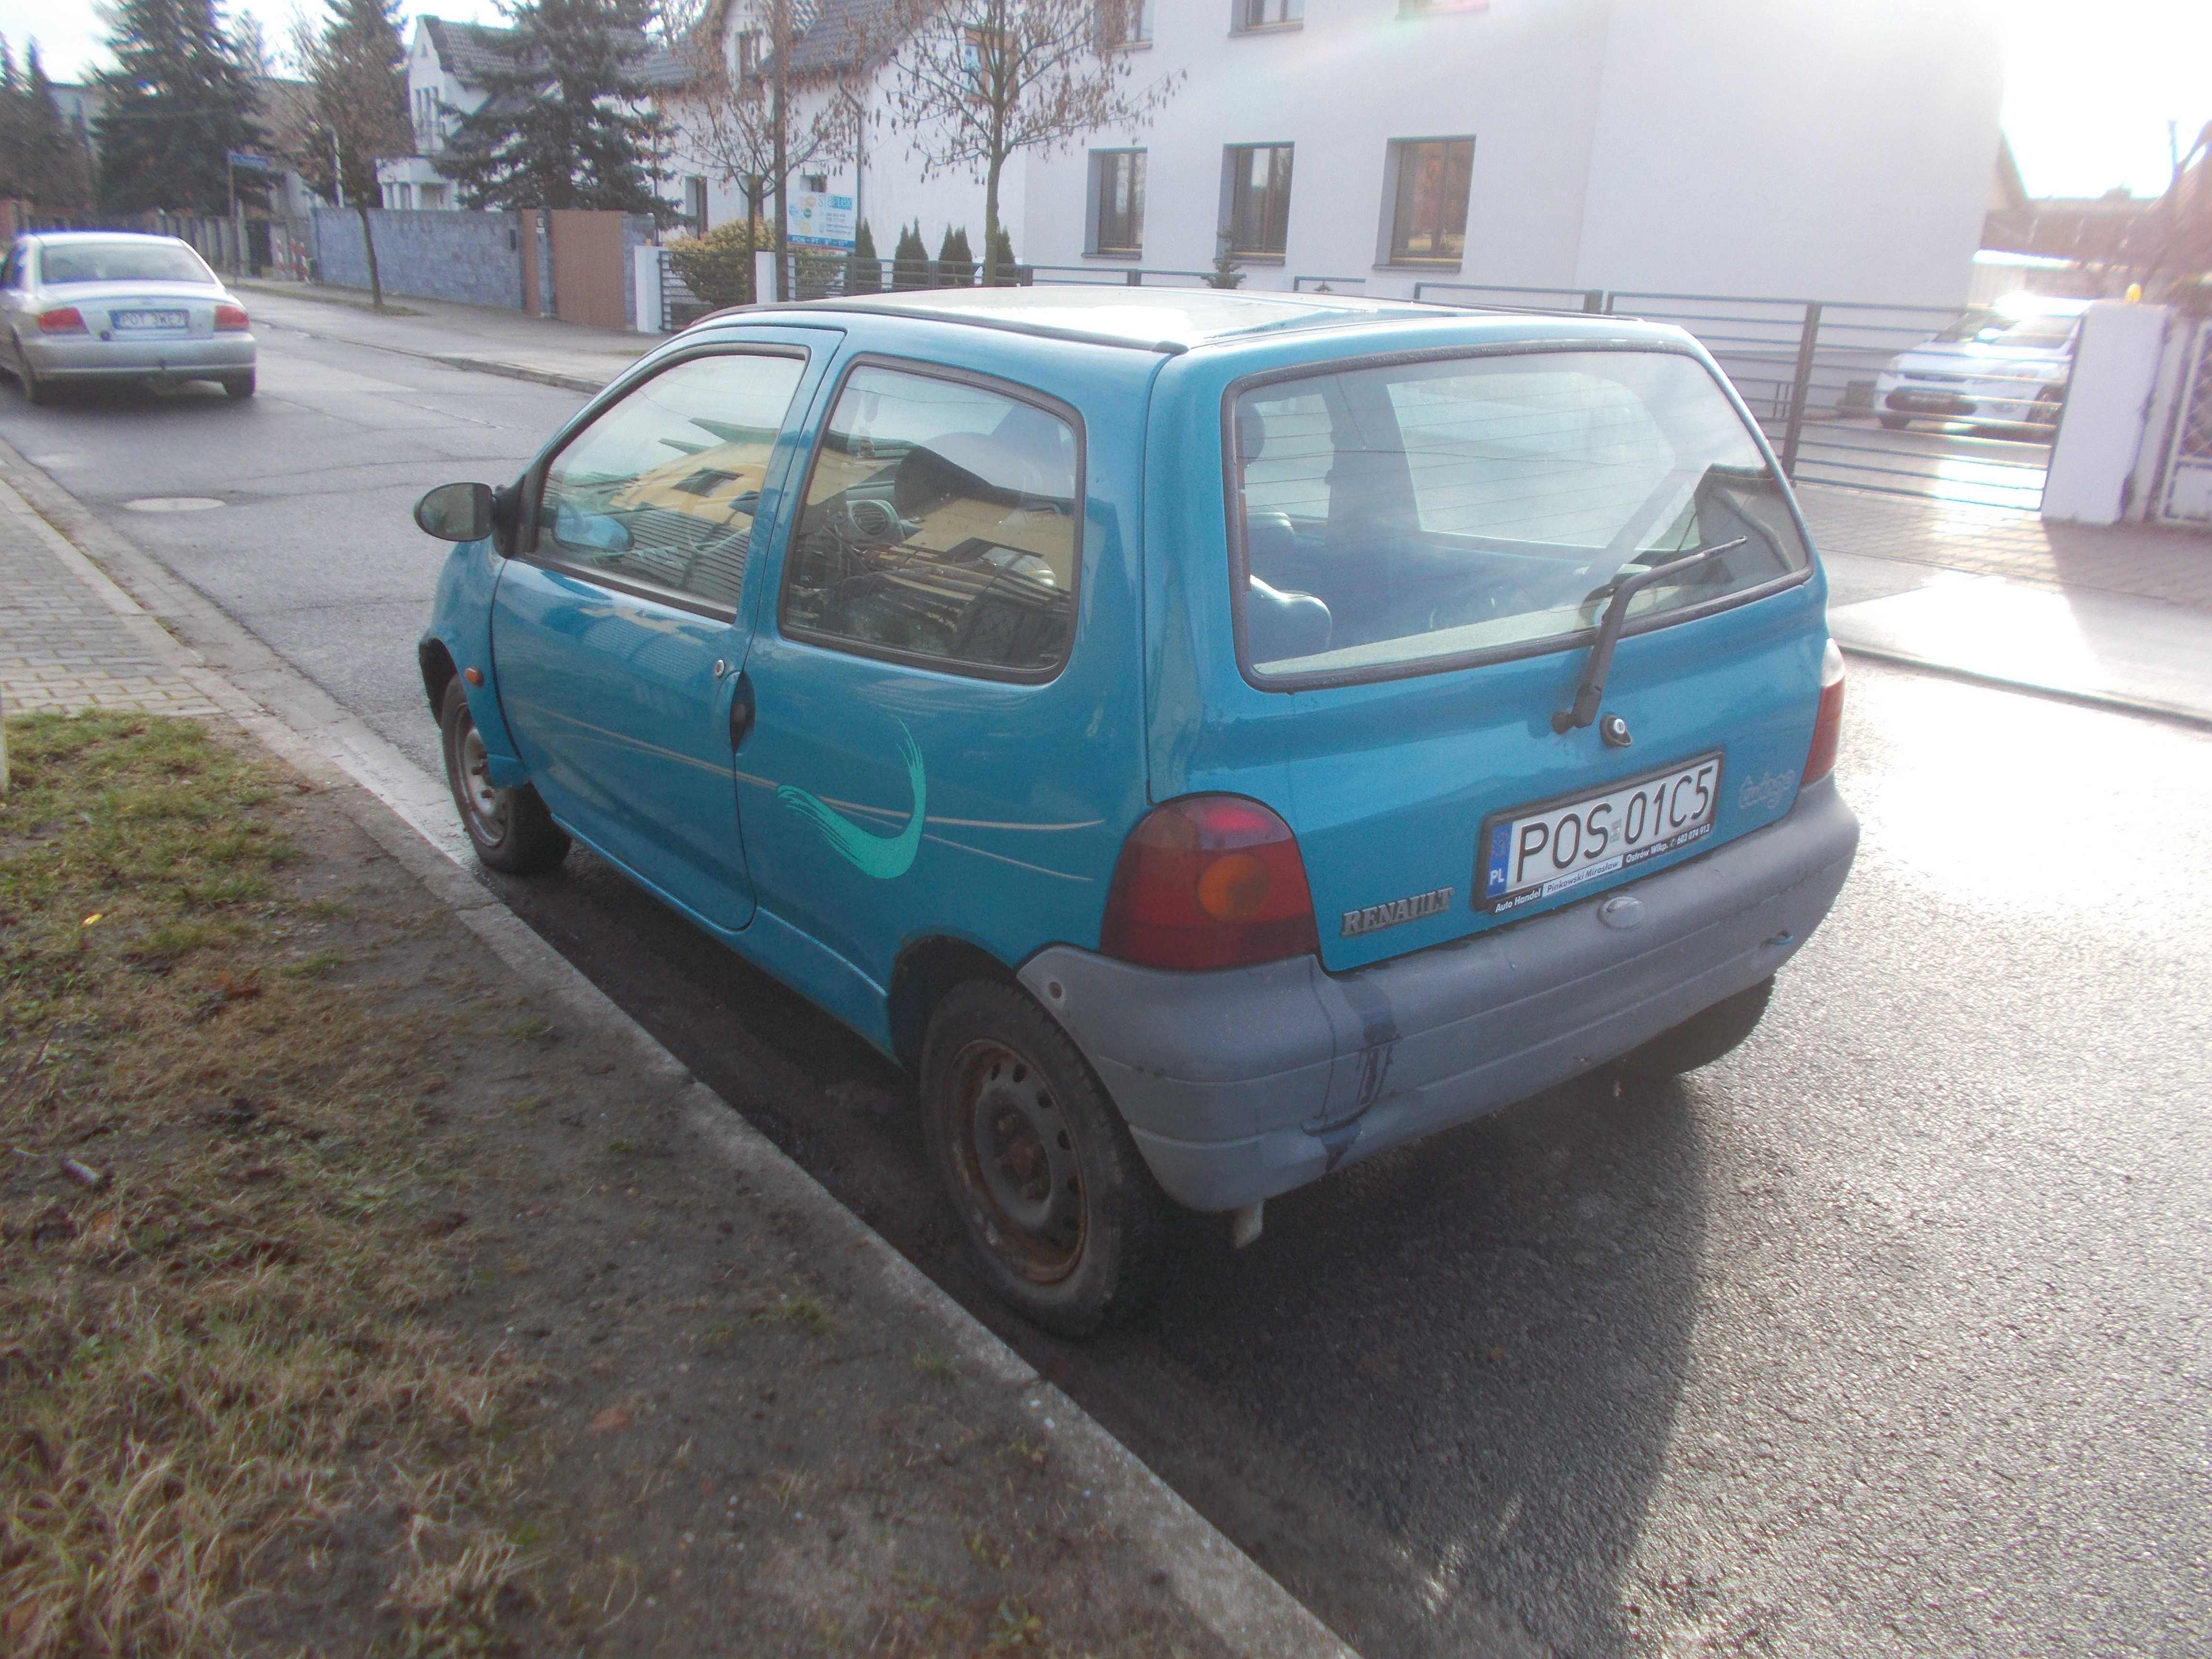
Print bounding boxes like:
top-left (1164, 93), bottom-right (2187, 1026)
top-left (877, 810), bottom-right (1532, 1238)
top-left (1, 231), bottom-right (257, 403)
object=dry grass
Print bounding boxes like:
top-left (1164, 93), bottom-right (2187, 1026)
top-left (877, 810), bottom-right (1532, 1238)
top-left (0, 714), bottom-right (533, 1657)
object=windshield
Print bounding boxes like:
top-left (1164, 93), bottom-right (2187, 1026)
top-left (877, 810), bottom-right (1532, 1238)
top-left (40, 240), bottom-right (216, 286)
top-left (1231, 349), bottom-right (1810, 682)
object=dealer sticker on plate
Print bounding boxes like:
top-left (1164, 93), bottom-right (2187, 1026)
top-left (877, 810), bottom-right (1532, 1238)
top-left (1478, 753), bottom-right (1722, 914)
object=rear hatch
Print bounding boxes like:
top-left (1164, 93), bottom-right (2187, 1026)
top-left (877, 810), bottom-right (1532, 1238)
top-left (1148, 334), bottom-right (1829, 974)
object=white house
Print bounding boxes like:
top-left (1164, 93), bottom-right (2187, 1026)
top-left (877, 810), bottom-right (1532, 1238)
top-left (377, 16), bottom-right (688, 211)
top-left (677, 0), bottom-right (2001, 308)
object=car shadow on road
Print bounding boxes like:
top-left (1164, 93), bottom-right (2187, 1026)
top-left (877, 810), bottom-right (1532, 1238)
top-left (479, 843), bottom-right (1707, 1659)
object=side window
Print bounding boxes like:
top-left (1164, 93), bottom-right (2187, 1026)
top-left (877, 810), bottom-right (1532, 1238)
top-left (534, 350), bottom-right (808, 612)
top-left (781, 364), bottom-right (1081, 678)
top-left (1, 248), bottom-right (22, 289)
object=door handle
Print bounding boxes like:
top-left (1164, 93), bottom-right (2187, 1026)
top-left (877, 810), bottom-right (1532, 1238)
top-left (727, 670), bottom-right (756, 751)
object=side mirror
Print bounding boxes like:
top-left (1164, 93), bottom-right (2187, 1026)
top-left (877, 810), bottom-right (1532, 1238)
top-left (414, 481), bottom-right (494, 542)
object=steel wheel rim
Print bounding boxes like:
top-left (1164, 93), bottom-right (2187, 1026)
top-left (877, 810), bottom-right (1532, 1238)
top-left (456, 721), bottom-right (508, 841)
top-left (949, 1037), bottom-right (1084, 1284)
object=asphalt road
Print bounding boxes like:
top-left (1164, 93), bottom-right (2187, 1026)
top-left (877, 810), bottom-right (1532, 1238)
top-left (5, 317), bottom-right (2206, 1659)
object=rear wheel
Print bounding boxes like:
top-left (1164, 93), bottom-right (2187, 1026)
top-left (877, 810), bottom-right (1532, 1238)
top-left (438, 677), bottom-right (568, 875)
top-left (15, 338), bottom-right (51, 406)
top-left (1877, 412), bottom-right (1911, 431)
top-left (1619, 976), bottom-right (1775, 1080)
top-left (221, 371), bottom-right (255, 400)
top-left (920, 981), bottom-right (1170, 1338)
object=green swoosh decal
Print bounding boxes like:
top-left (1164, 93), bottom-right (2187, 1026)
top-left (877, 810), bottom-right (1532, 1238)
top-left (775, 721), bottom-right (926, 880)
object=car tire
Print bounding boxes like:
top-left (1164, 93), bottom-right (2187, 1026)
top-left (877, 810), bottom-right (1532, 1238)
top-left (1618, 975), bottom-right (1775, 1080)
top-left (1877, 413), bottom-right (1911, 431)
top-left (222, 371), bottom-right (256, 400)
top-left (438, 677), bottom-right (569, 875)
top-left (920, 980), bottom-right (1172, 1338)
top-left (15, 338), bottom-right (52, 406)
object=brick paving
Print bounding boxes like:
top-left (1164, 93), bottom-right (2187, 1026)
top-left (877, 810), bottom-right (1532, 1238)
top-left (0, 481), bottom-right (225, 719)
top-left (1798, 483), bottom-right (2212, 610)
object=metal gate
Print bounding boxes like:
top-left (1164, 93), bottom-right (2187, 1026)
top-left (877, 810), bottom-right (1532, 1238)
top-left (2158, 316), bottom-right (2212, 525)
top-left (1413, 282), bottom-right (2054, 511)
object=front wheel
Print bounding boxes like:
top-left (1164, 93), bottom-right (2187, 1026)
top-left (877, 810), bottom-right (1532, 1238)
top-left (438, 677), bottom-right (568, 875)
top-left (1619, 976), bottom-right (1775, 1080)
top-left (920, 981), bottom-right (1171, 1338)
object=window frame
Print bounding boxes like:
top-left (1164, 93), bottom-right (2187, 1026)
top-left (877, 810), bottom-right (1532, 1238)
top-left (1097, 0), bottom-right (1153, 49)
top-left (1222, 143), bottom-right (1295, 259)
top-left (518, 343), bottom-right (812, 623)
top-left (777, 352), bottom-right (1089, 687)
top-left (1232, 0), bottom-right (1303, 31)
top-left (1219, 340), bottom-right (1816, 693)
top-left (1088, 148), bottom-right (1147, 257)
top-left (1381, 135), bottom-right (1475, 268)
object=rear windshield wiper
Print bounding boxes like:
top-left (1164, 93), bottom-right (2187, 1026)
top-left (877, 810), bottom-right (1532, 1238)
top-left (1551, 538), bottom-right (1746, 735)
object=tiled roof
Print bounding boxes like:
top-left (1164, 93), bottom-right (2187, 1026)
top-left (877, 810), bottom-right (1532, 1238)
top-left (774, 0), bottom-right (909, 76)
top-left (421, 14), bottom-right (690, 92)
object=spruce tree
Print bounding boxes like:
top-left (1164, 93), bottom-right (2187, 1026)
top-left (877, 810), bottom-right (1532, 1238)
top-left (849, 217), bottom-right (879, 294)
top-left (95, 0), bottom-right (266, 214)
top-left (21, 45), bottom-right (96, 211)
top-left (435, 0), bottom-right (671, 217)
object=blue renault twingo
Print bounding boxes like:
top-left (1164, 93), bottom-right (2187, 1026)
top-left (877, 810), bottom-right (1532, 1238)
top-left (414, 287), bottom-right (1857, 1335)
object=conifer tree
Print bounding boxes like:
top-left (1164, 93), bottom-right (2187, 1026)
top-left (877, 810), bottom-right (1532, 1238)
top-left (435, 0), bottom-right (673, 217)
top-left (891, 219), bottom-right (928, 290)
top-left (95, 0), bottom-right (266, 214)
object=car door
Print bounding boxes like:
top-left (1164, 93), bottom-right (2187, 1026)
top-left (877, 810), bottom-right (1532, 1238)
top-left (0, 244), bottom-right (25, 361)
top-left (733, 351), bottom-right (1143, 1035)
top-left (490, 332), bottom-right (837, 932)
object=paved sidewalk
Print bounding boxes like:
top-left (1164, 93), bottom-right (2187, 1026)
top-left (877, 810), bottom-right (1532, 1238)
top-left (0, 478), bottom-right (224, 718)
top-left (0, 430), bottom-right (1357, 1659)
top-left (234, 277), bottom-right (652, 392)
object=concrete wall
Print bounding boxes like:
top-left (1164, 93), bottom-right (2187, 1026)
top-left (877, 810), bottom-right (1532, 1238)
top-left (1573, 0), bottom-right (2003, 306)
top-left (312, 208), bottom-right (525, 309)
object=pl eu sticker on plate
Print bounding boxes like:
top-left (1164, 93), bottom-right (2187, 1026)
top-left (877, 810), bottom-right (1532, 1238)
top-left (1478, 753), bottom-right (1723, 914)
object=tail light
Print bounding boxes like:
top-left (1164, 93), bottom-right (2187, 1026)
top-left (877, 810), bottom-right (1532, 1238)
top-left (1100, 794), bottom-right (1318, 971)
top-left (214, 304), bottom-right (250, 331)
top-left (36, 307), bottom-right (86, 334)
top-left (1801, 638), bottom-right (1846, 784)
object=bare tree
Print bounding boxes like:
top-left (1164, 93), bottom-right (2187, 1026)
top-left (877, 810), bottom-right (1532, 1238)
top-left (668, 0), bottom-right (857, 233)
top-left (290, 0), bottom-right (409, 308)
top-left (887, 0), bottom-right (1179, 285)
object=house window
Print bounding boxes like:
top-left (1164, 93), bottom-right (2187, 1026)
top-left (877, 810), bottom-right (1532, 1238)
top-left (1224, 144), bottom-right (1293, 257)
top-left (419, 182), bottom-right (448, 210)
top-left (801, 173), bottom-right (828, 193)
top-left (1386, 137), bottom-right (1474, 264)
top-left (1235, 0), bottom-right (1302, 30)
top-left (1098, 0), bottom-right (1153, 48)
top-left (413, 86), bottom-right (441, 152)
top-left (684, 176), bottom-right (709, 229)
top-left (733, 28), bottom-right (763, 82)
top-left (962, 27), bottom-right (1010, 93)
top-left (1090, 150), bottom-right (1145, 255)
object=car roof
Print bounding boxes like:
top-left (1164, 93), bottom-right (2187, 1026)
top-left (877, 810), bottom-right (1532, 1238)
top-left (739, 285), bottom-right (1471, 355)
top-left (23, 230), bottom-right (195, 248)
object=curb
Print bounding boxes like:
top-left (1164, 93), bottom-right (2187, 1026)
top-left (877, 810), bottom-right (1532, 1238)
top-left (0, 437), bottom-right (1360, 1659)
top-left (1834, 641), bottom-right (2212, 733)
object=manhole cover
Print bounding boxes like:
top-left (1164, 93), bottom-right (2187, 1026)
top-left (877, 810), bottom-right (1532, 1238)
top-left (123, 497), bottom-right (225, 513)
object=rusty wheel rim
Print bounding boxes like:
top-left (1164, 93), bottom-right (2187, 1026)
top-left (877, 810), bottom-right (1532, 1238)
top-left (947, 1037), bottom-right (1084, 1284)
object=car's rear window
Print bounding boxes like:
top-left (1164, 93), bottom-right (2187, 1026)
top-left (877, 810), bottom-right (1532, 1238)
top-left (40, 240), bottom-right (215, 286)
top-left (1230, 349), bottom-right (1811, 683)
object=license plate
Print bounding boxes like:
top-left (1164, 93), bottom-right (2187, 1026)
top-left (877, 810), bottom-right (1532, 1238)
top-left (1477, 753), bottom-right (1723, 914)
top-left (113, 309), bottom-right (187, 330)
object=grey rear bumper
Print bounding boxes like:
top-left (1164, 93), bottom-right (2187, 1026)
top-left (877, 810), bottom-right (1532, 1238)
top-left (1018, 776), bottom-right (1858, 1212)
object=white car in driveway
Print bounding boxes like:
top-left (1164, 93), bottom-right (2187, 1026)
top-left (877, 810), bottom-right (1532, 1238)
top-left (1871, 295), bottom-right (2088, 437)
top-left (0, 231), bottom-right (257, 404)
